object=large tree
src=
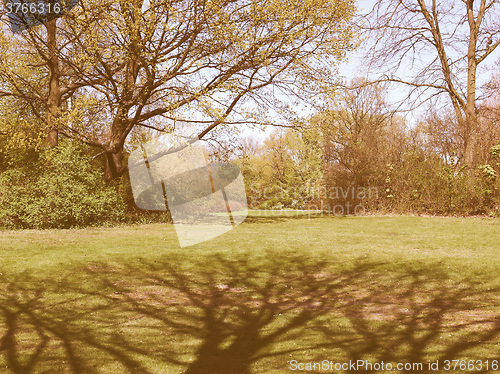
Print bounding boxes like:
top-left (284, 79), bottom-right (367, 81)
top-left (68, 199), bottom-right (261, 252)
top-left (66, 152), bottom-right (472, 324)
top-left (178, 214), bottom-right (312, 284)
top-left (362, 0), bottom-right (500, 169)
top-left (1, 0), bottom-right (357, 180)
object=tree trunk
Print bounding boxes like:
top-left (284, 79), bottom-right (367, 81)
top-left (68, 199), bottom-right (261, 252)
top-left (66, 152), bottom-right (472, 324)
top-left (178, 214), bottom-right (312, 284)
top-left (104, 149), bottom-right (125, 181)
top-left (464, 0), bottom-right (479, 169)
top-left (46, 19), bottom-right (60, 147)
top-left (464, 103), bottom-right (478, 169)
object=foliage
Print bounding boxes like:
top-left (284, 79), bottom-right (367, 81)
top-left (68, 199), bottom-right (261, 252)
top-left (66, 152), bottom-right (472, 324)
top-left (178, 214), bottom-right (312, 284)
top-left (238, 88), bottom-right (500, 217)
top-left (1, 1), bottom-right (500, 223)
top-left (0, 95), bottom-right (45, 171)
top-left (0, 0), bottom-right (358, 180)
top-left (239, 126), bottom-right (323, 210)
top-left (0, 141), bottom-right (124, 229)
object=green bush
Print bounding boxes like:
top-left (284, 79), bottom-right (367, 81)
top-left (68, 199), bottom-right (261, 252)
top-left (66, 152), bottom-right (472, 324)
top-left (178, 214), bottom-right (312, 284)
top-left (0, 141), bottom-right (125, 229)
top-left (378, 149), bottom-right (500, 216)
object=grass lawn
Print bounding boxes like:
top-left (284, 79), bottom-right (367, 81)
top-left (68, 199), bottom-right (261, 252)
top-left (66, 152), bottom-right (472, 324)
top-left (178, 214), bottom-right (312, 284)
top-left (0, 214), bottom-right (499, 373)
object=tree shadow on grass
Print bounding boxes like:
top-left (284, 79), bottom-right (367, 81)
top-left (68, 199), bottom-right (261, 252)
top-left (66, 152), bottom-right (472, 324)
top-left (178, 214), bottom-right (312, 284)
top-left (0, 255), bottom-right (499, 373)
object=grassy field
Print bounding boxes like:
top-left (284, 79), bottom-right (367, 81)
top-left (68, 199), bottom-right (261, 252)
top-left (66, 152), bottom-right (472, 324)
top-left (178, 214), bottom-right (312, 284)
top-left (1, 214), bottom-right (499, 373)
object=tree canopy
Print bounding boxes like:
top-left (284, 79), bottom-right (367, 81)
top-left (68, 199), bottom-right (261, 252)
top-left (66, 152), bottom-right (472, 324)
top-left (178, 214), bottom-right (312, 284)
top-left (0, 0), bottom-right (357, 179)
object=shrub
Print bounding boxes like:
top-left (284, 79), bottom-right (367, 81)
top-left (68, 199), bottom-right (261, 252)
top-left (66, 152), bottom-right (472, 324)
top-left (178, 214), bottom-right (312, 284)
top-left (0, 141), bottom-right (125, 229)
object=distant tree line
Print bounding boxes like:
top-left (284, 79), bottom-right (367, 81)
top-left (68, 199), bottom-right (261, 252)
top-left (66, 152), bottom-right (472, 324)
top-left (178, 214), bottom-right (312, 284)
top-left (238, 80), bottom-right (500, 216)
